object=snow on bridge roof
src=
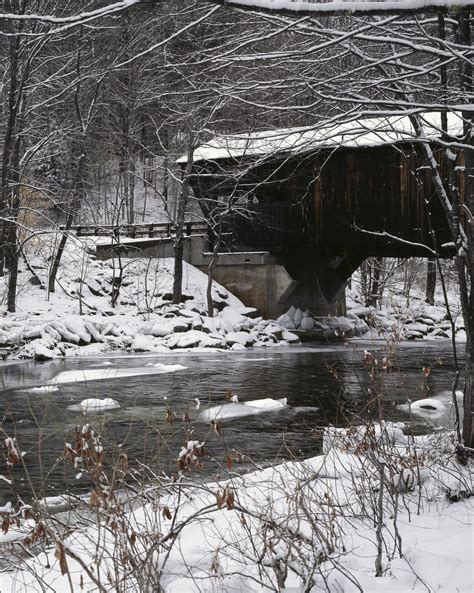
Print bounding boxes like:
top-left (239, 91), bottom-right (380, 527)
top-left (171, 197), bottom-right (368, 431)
top-left (177, 112), bottom-right (464, 164)
top-left (212, 0), bottom-right (474, 16)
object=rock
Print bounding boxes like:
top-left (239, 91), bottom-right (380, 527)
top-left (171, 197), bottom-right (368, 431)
top-left (30, 339), bottom-right (56, 361)
top-left (336, 317), bottom-right (354, 333)
top-left (415, 317), bottom-right (435, 326)
top-left (130, 335), bottom-right (154, 352)
top-left (430, 328), bottom-right (449, 338)
top-left (293, 308), bottom-right (303, 328)
top-left (286, 306), bottom-right (297, 322)
top-left (226, 331), bottom-right (254, 347)
top-left (300, 317), bottom-right (314, 331)
top-left (43, 325), bottom-right (63, 342)
top-left (406, 330), bottom-right (424, 340)
top-left (150, 322), bottom-right (176, 337)
top-left (86, 279), bottom-right (103, 296)
top-left (239, 307), bottom-right (259, 319)
top-left (230, 343), bottom-right (246, 351)
top-left (101, 322), bottom-right (115, 336)
top-left (84, 321), bottom-right (103, 343)
top-left (406, 322), bottom-right (429, 335)
top-left (51, 322), bottom-right (79, 344)
top-left (212, 300), bottom-right (227, 312)
top-left (28, 276), bottom-right (42, 286)
top-left (263, 324), bottom-right (283, 340)
top-left (23, 327), bottom-right (43, 340)
top-left (165, 330), bottom-right (223, 349)
top-left (64, 319), bottom-right (91, 344)
top-left (422, 306), bottom-right (446, 323)
top-left (282, 331), bottom-right (300, 343)
top-left (276, 314), bottom-right (296, 330)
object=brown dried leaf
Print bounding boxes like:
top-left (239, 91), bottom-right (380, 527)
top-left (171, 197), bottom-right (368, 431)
top-left (225, 487), bottom-right (234, 511)
top-left (162, 506), bottom-right (172, 521)
top-left (118, 452), bottom-right (128, 471)
top-left (216, 492), bottom-right (225, 509)
top-left (1, 517), bottom-right (10, 535)
top-left (89, 491), bottom-right (100, 508)
top-left (211, 420), bottom-right (223, 437)
top-left (55, 542), bottom-right (68, 576)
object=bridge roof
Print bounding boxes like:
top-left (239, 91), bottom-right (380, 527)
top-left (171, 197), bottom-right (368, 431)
top-left (177, 112), bottom-right (464, 164)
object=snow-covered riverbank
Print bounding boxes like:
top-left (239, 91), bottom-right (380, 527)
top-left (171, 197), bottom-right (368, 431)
top-left (1, 423), bottom-right (471, 592)
top-left (0, 234), bottom-right (465, 361)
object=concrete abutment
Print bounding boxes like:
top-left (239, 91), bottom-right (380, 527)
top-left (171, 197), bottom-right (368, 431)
top-left (95, 235), bottom-right (349, 318)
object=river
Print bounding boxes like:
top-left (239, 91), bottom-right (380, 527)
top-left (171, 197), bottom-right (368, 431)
top-left (0, 339), bottom-right (463, 503)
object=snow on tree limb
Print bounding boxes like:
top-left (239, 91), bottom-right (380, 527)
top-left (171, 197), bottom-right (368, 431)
top-left (205, 0), bottom-right (474, 17)
top-left (0, 0), bottom-right (142, 26)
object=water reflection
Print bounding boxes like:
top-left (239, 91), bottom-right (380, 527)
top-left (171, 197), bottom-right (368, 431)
top-left (0, 340), bottom-right (463, 502)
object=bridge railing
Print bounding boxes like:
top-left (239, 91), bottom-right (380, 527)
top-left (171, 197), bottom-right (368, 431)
top-left (62, 221), bottom-right (208, 239)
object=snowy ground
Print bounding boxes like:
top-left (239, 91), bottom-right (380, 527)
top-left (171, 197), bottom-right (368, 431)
top-left (0, 237), bottom-right (470, 592)
top-left (1, 234), bottom-right (464, 362)
top-left (0, 423), bottom-right (471, 592)
top-left (0, 234), bottom-right (304, 361)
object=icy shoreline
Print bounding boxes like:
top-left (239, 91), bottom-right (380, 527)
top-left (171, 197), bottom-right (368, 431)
top-left (1, 423), bottom-right (471, 593)
top-left (0, 234), bottom-right (465, 361)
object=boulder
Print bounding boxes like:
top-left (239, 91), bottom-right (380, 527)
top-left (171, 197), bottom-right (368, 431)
top-left (300, 317), bottom-right (314, 331)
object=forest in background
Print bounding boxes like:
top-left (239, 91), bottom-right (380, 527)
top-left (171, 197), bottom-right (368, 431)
top-left (0, 0), bottom-right (472, 445)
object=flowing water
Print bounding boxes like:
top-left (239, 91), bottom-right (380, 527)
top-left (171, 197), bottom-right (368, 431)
top-left (0, 339), bottom-right (463, 503)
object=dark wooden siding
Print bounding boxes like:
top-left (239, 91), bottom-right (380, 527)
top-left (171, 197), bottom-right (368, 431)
top-left (191, 142), bottom-right (458, 257)
top-left (312, 144), bottom-right (453, 256)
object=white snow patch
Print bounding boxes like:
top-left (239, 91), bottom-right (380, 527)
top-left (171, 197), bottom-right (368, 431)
top-left (78, 398), bottom-right (121, 413)
top-left (199, 397), bottom-right (287, 421)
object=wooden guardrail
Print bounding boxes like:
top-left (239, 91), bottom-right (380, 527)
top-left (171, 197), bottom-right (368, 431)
top-left (62, 222), bottom-right (208, 238)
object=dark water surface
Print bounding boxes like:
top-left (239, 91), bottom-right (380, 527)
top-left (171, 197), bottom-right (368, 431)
top-left (0, 340), bottom-right (463, 503)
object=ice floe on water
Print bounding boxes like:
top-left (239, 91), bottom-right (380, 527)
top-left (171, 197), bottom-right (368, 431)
top-left (77, 398), bottom-right (121, 413)
top-left (26, 385), bottom-right (59, 393)
top-left (199, 397), bottom-right (287, 422)
top-left (50, 364), bottom-right (186, 385)
top-left (398, 397), bottom-right (447, 418)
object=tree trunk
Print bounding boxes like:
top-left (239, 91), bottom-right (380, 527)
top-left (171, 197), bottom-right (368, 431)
top-left (0, 25), bottom-right (21, 280)
top-left (172, 143), bottom-right (193, 304)
top-left (48, 214), bottom-right (72, 294)
top-left (458, 8), bottom-right (473, 450)
top-left (425, 258), bottom-right (436, 306)
top-left (49, 143), bottom-right (86, 293)
top-left (207, 220), bottom-right (222, 317)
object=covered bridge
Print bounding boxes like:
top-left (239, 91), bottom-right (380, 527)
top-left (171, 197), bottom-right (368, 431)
top-left (179, 113), bottom-right (464, 316)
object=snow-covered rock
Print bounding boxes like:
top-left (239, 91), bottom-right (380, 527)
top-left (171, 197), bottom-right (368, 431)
top-left (399, 398), bottom-right (447, 418)
top-left (225, 331), bottom-right (254, 347)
